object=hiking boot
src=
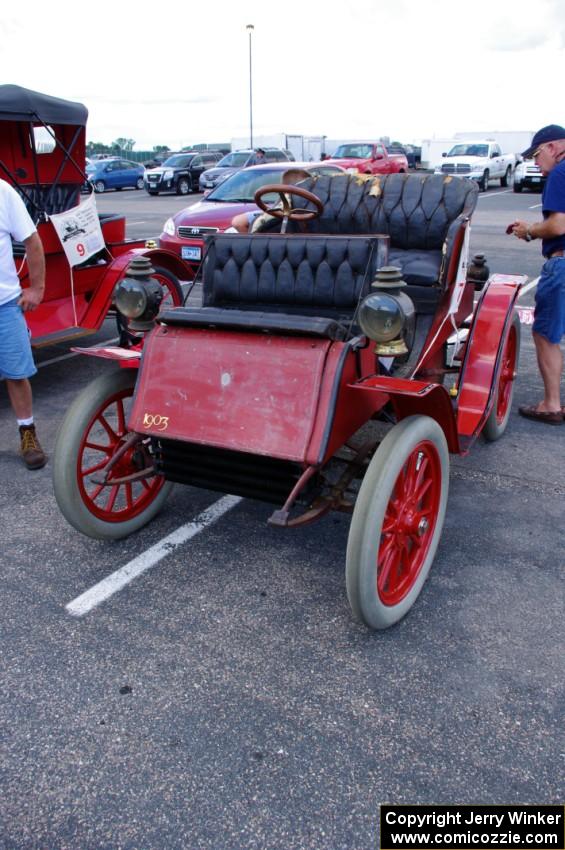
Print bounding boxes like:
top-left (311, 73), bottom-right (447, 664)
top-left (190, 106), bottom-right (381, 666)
top-left (19, 424), bottom-right (47, 470)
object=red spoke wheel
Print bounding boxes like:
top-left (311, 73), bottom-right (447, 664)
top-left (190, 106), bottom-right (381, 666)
top-left (346, 416), bottom-right (449, 629)
top-left (482, 313), bottom-right (521, 441)
top-left (152, 266), bottom-right (183, 311)
top-left (53, 369), bottom-right (172, 540)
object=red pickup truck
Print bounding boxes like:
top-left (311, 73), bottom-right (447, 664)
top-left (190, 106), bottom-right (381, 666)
top-left (325, 142), bottom-right (408, 175)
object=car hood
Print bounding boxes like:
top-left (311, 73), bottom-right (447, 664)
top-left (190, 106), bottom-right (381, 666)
top-left (323, 157), bottom-right (368, 170)
top-left (146, 167), bottom-right (167, 175)
top-left (173, 199), bottom-right (255, 230)
top-left (441, 155), bottom-right (486, 166)
top-left (202, 166), bottom-right (239, 181)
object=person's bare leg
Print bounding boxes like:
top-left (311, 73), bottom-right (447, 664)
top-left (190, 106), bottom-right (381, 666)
top-left (5, 378), bottom-right (33, 419)
top-left (533, 332), bottom-right (563, 412)
top-left (231, 213), bottom-right (250, 233)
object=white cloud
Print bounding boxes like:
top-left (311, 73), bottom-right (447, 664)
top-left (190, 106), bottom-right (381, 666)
top-left (1, 0), bottom-right (563, 150)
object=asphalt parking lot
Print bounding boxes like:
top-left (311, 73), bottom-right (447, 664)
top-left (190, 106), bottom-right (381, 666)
top-left (1, 185), bottom-right (563, 850)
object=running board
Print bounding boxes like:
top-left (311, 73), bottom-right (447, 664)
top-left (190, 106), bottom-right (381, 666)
top-left (31, 327), bottom-right (98, 348)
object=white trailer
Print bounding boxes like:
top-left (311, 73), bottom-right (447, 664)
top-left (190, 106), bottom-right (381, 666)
top-left (420, 138), bottom-right (458, 170)
top-left (229, 134), bottom-right (326, 161)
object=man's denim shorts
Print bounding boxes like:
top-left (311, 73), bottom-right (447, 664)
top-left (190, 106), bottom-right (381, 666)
top-left (0, 297), bottom-right (37, 380)
top-left (533, 257), bottom-right (565, 343)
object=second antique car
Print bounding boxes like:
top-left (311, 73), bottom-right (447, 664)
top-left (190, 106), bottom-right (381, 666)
top-left (53, 170), bottom-right (525, 631)
top-left (0, 85), bottom-right (191, 350)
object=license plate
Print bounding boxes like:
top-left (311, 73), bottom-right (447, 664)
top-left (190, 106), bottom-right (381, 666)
top-left (531, 177), bottom-right (541, 183)
top-left (182, 246), bottom-right (202, 261)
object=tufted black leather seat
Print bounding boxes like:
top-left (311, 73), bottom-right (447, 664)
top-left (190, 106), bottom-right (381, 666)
top-left (162, 234), bottom-right (382, 340)
top-left (16, 183), bottom-right (82, 222)
top-left (255, 172), bottom-right (478, 289)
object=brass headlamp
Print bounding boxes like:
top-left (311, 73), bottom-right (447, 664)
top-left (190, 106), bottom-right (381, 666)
top-left (358, 266), bottom-right (415, 356)
top-left (114, 256), bottom-right (164, 331)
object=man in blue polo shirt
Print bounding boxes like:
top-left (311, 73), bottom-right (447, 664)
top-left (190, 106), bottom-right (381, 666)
top-left (508, 124), bottom-right (565, 425)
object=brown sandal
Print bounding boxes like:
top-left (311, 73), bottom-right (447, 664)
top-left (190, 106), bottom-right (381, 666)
top-left (518, 405), bottom-right (563, 425)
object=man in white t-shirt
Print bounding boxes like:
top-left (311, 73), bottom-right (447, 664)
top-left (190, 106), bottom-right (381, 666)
top-left (0, 179), bottom-right (47, 469)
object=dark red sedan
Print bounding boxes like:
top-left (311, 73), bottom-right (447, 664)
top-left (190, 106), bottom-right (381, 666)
top-left (158, 161), bottom-right (344, 268)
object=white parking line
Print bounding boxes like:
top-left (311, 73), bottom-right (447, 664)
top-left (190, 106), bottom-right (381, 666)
top-left (478, 189), bottom-right (511, 198)
top-left (66, 494), bottom-right (242, 617)
top-left (528, 203), bottom-right (542, 210)
top-left (518, 277), bottom-right (539, 298)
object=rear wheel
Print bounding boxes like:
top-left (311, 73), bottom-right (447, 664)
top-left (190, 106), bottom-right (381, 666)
top-left (177, 178), bottom-right (191, 195)
top-left (136, 177), bottom-right (144, 190)
top-left (94, 180), bottom-right (106, 193)
top-left (501, 165), bottom-right (512, 187)
top-left (513, 182), bottom-right (523, 193)
top-left (346, 416), bottom-right (449, 629)
top-left (53, 369), bottom-right (172, 540)
top-left (482, 313), bottom-right (521, 441)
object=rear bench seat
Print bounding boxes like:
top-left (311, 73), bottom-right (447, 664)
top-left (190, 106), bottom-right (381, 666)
top-left (256, 172), bottom-right (479, 301)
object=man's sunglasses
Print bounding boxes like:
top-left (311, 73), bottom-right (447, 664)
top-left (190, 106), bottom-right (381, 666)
top-left (530, 144), bottom-right (549, 159)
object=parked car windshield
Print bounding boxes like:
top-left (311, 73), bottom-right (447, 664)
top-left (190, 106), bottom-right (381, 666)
top-left (162, 154), bottom-right (195, 167)
top-left (332, 144), bottom-right (374, 158)
top-left (206, 167), bottom-right (285, 202)
top-left (216, 151), bottom-right (253, 168)
top-left (447, 144), bottom-right (488, 157)
top-left (206, 165), bottom-right (341, 203)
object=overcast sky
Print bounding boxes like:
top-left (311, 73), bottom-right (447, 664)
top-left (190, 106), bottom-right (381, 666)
top-left (2, 0), bottom-right (564, 150)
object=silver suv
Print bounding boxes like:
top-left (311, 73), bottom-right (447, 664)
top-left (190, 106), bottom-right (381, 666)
top-left (199, 147), bottom-right (290, 192)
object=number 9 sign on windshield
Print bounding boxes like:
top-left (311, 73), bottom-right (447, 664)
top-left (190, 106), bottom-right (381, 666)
top-left (50, 193), bottom-right (105, 267)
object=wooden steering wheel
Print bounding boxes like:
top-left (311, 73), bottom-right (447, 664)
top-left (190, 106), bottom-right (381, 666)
top-left (254, 184), bottom-right (323, 233)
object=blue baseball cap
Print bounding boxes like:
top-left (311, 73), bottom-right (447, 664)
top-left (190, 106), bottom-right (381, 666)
top-left (522, 124), bottom-right (565, 158)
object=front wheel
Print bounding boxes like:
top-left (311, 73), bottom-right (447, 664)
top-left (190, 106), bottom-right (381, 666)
top-left (177, 178), bottom-right (191, 195)
top-left (501, 165), bottom-right (512, 187)
top-left (480, 170), bottom-right (489, 192)
top-left (482, 313), bottom-right (521, 441)
top-left (346, 416), bottom-right (449, 630)
top-left (136, 177), bottom-right (144, 190)
top-left (52, 369), bottom-right (173, 540)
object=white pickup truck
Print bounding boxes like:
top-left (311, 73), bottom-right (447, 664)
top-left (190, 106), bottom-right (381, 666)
top-left (434, 141), bottom-right (515, 192)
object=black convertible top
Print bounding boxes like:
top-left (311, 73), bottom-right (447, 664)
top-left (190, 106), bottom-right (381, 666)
top-left (0, 84), bottom-right (88, 125)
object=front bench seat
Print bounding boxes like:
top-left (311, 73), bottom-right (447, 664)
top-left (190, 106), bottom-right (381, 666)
top-left (162, 234), bottom-right (384, 340)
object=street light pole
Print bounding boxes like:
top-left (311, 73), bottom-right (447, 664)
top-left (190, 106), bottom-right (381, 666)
top-left (246, 24), bottom-right (254, 149)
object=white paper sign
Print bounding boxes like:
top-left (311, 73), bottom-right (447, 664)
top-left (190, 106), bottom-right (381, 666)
top-left (448, 223), bottom-right (471, 316)
top-left (49, 193), bottom-right (105, 266)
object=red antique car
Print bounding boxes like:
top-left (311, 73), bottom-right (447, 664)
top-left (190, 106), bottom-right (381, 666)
top-left (53, 171), bottom-right (525, 630)
top-left (0, 85), bottom-right (189, 349)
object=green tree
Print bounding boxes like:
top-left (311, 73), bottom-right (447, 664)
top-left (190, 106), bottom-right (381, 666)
top-left (112, 138), bottom-right (136, 152)
top-left (86, 141), bottom-right (112, 155)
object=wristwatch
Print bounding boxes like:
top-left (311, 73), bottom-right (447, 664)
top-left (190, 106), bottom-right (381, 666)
top-left (525, 227), bottom-right (533, 242)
